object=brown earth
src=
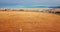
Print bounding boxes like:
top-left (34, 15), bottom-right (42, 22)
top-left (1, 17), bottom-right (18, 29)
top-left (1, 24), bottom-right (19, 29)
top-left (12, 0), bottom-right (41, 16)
top-left (0, 11), bottom-right (60, 32)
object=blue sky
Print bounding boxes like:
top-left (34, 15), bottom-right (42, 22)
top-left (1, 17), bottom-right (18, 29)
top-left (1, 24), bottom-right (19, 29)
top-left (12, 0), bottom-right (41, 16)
top-left (0, 0), bottom-right (60, 5)
top-left (0, 0), bottom-right (60, 8)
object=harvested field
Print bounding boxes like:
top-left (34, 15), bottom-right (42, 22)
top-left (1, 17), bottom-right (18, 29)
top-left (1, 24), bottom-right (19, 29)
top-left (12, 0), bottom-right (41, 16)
top-left (0, 11), bottom-right (60, 32)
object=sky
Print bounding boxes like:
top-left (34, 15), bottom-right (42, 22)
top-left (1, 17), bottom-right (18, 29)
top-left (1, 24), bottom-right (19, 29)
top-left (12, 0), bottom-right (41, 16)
top-left (0, 0), bottom-right (60, 8)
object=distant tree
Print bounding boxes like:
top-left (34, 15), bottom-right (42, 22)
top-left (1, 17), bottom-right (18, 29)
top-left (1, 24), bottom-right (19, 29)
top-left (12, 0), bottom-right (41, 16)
top-left (5, 9), bottom-right (7, 11)
top-left (19, 9), bottom-right (24, 11)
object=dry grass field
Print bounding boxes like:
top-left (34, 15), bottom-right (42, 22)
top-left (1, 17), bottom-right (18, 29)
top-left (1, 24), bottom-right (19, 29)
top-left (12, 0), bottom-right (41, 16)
top-left (0, 11), bottom-right (60, 32)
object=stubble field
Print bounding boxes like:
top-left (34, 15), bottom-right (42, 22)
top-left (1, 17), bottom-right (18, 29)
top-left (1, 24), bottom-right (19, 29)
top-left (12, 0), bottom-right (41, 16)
top-left (0, 11), bottom-right (60, 32)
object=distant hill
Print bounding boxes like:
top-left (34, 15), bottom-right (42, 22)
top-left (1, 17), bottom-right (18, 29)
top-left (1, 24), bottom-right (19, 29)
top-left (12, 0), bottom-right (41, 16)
top-left (49, 6), bottom-right (60, 8)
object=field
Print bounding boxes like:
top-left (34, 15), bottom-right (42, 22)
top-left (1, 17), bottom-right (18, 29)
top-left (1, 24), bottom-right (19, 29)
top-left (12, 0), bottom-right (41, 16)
top-left (0, 11), bottom-right (60, 32)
